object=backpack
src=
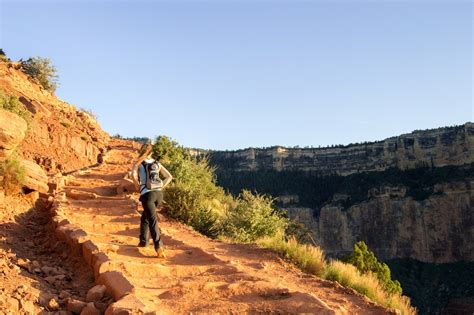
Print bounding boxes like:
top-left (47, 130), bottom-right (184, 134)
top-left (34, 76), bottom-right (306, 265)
top-left (140, 160), bottom-right (163, 191)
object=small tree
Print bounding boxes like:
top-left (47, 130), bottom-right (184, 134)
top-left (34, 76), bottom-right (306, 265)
top-left (21, 57), bottom-right (59, 92)
top-left (345, 241), bottom-right (402, 295)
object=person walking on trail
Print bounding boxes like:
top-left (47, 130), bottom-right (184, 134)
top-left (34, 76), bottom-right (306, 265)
top-left (132, 144), bottom-right (173, 258)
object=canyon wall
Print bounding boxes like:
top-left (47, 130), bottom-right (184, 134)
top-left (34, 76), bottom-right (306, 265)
top-left (287, 180), bottom-right (473, 263)
top-left (208, 123), bottom-right (473, 175)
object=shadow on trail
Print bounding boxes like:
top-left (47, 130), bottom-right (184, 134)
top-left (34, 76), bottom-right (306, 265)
top-left (0, 196), bottom-right (95, 312)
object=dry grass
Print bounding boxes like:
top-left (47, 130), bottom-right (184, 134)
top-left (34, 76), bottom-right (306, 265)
top-left (257, 235), bottom-right (416, 315)
top-left (258, 234), bottom-right (326, 277)
top-left (325, 260), bottom-right (416, 315)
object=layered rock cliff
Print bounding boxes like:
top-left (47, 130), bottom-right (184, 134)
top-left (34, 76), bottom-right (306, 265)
top-left (208, 123), bottom-right (473, 175)
top-left (287, 180), bottom-right (473, 263)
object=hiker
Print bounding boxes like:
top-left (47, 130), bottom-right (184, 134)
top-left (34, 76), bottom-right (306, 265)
top-left (132, 143), bottom-right (173, 258)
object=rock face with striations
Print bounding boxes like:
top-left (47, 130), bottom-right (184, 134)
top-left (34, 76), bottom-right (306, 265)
top-left (208, 123), bottom-right (473, 175)
top-left (0, 108), bottom-right (27, 161)
top-left (288, 180), bottom-right (473, 263)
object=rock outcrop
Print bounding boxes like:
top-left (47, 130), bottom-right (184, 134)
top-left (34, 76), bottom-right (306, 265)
top-left (19, 159), bottom-right (49, 193)
top-left (0, 62), bottom-right (109, 174)
top-left (0, 109), bottom-right (27, 161)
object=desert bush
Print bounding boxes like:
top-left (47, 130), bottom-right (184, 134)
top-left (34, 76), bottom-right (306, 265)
top-left (345, 241), bottom-right (402, 295)
top-left (222, 190), bottom-right (288, 242)
top-left (21, 57), bottom-right (59, 92)
top-left (0, 158), bottom-right (25, 195)
top-left (0, 91), bottom-right (32, 124)
top-left (258, 234), bottom-right (325, 276)
top-left (153, 136), bottom-right (231, 237)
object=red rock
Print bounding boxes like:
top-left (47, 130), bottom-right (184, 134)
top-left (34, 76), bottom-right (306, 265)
top-left (80, 302), bottom-right (100, 315)
top-left (97, 271), bottom-right (135, 301)
top-left (86, 284), bottom-right (107, 302)
top-left (18, 159), bottom-right (49, 193)
top-left (67, 299), bottom-right (87, 314)
top-left (0, 108), bottom-right (27, 161)
top-left (104, 294), bottom-right (145, 315)
top-left (82, 240), bottom-right (99, 267)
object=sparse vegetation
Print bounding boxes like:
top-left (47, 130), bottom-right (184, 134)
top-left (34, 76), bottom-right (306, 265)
top-left (325, 260), bottom-right (415, 314)
top-left (0, 90), bottom-right (32, 124)
top-left (258, 234), bottom-right (325, 276)
top-left (79, 108), bottom-right (97, 121)
top-left (345, 241), bottom-right (402, 295)
top-left (60, 120), bottom-right (71, 128)
top-left (21, 57), bottom-right (59, 92)
top-left (0, 48), bottom-right (9, 62)
top-left (0, 158), bottom-right (25, 195)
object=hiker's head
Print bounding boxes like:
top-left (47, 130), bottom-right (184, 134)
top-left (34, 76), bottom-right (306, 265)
top-left (138, 143), bottom-right (153, 159)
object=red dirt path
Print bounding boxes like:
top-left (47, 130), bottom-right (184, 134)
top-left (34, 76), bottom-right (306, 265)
top-left (60, 140), bottom-right (390, 314)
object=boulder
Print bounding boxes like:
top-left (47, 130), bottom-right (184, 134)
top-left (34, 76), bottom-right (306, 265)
top-left (0, 108), bottom-right (28, 161)
top-left (67, 298), bottom-right (87, 314)
top-left (80, 302), bottom-right (100, 315)
top-left (105, 294), bottom-right (145, 315)
top-left (86, 284), bottom-right (107, 302)
top-left (18, 159), bottom-right (49, 193)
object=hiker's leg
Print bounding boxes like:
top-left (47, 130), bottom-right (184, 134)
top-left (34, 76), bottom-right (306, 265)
top-left (139, 210), bottom-right (150, 245)
top-left (142, 191), bottom-right (163, 250)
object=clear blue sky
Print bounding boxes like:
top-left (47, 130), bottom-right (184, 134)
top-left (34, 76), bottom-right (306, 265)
top-left (1, 0), bottom-right (472, 150)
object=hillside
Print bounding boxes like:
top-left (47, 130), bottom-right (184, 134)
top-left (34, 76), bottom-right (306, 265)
top-left (0, 58), bottom-right (398, 314)
top-left (0, 61), bottom-right (109, 174)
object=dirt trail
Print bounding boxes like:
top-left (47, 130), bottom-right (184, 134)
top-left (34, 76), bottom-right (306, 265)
top-left (60, 140), bottom-right (389, 314)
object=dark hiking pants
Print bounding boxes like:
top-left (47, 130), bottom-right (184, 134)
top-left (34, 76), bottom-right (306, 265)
top-left (139, 190), bottom-right (163, 250)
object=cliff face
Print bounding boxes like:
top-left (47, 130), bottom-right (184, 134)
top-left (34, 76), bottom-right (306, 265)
top-left (287, 180), bottom-right (473, 263)
top-left (0, 62), bottom-right (109, 174)
top-left (210, 123), bottom-right (473, 175)
top-left (209, 124), bottom-right (474, 265)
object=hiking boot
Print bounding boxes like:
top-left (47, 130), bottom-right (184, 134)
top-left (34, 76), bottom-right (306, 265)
top-left (138, 242), bottom-right (147, 247)
top-left (156, 247), bottom-right (166, 258)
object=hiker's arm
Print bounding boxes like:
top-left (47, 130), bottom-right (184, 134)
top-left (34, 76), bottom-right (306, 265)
top-left (159, 165), bottom-right (173, 188)
top-left (131, 164), bottom-right (140, 190)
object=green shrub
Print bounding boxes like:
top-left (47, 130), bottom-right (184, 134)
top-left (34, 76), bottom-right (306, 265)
top-left (21, 56), bottom-right (59, 92)
top-left (345, 241), bottom-right (402, 295)
top-left (222, 190), bottom-right (288, 242)
top-left (0, 158), bottom-right (25, 195)
top-left (153, 136), bottom-right (230, 237)
top-left (0, 91), bottom-right (32, 124)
